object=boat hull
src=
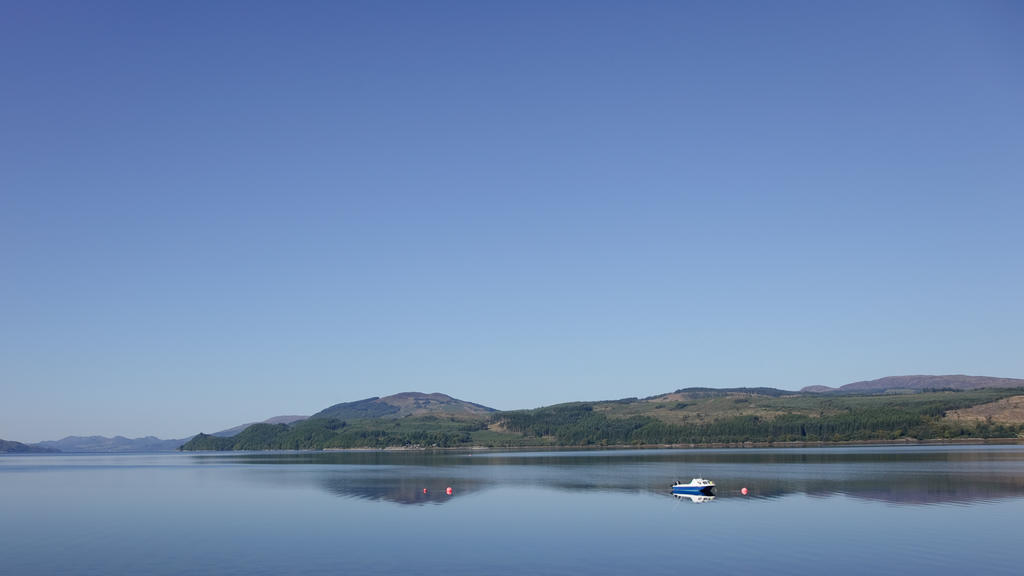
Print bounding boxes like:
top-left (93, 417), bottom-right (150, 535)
top-left (672, 485), bottom-right (715, 496)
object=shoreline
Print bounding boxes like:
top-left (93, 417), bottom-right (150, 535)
top-left (182, 437), bottom-right (1024, 453)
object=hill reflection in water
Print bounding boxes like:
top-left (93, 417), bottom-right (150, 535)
top-left (190, 445), bottom-right (1024, 506)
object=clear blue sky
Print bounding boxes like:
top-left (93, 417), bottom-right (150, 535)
top-left (2, 1), bottom-right (1022, 442)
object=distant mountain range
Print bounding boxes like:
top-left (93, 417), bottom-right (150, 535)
top-left (27, 415), bottom-right (309, 453)
top-left (7, 376), bottom-right (1024, 452)
top-left (34, 435), bottom-right (191, 453)
top-left (800, 375), bottom-right (1024, 394)
top-left (1, 439), bottom-right (59, 453)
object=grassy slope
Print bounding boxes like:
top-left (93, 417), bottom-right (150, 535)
top-left (943, 395), bottom-right (1024, 425)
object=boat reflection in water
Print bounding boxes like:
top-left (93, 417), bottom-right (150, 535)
top-left (196, 446), bottom-right (1024, 507)
top-left (673, 493), bottom-right (716, 503)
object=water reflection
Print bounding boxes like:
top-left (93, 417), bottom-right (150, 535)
top-left (318, 473), bottom-right (488, 504)
top-left (190, 445), bottom-right (1024, 506)
top-left (731, 472), bottom-right (1024, 505)
top-left (673, 494), bottom-right (716, 503)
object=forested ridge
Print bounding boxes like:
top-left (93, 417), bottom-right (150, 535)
top-left (184, 416), bottom-right (488, 451)
top-left (180, 388), bottom-right (1024, 451)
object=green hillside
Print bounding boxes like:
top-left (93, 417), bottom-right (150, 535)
top-left (180, 386), bottom-right (1024, 451)
top-left (495, 387), bottom-right (1024, 445)
top-left (184, 415), bottom-right (488, 450)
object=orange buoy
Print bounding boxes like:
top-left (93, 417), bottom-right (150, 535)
top-left (446, 486), bottom-right (453, 495)
top-left (741, 487), bottom-right (748, 496)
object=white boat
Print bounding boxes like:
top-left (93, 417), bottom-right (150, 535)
top-left (671, 478), bottom-right (715, 496)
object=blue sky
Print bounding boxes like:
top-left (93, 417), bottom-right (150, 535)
top-left (2, 1), bottom-right (1022, 442)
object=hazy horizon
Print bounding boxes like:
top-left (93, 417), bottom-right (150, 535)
top-left (3, 1), bottom-right (1022, 443)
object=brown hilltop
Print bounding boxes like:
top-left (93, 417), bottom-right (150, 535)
top-left (378, 392), bottom-right (495, 417)
top-left (311, 392), bottom-right (494, 421)
top-left (945, 395), bottom-right (1024, 425)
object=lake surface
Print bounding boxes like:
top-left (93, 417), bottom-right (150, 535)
top-left (2, 445), bottom-right (1023, 575)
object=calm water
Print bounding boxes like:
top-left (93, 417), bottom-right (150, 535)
top-left (2, 445), bottom-right (1023, 575)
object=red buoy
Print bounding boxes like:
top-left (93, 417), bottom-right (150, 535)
top-left (741, 487), bottom-right (748, 496)
top-left (423, 488), bottom-right (428, 494)
top-left (446, 486), bottom-right (453, 495)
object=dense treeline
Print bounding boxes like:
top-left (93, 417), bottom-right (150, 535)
top-left (181, 417), bottom-right (487, 451)
top-left (495, 404), bottom-right (654, 445)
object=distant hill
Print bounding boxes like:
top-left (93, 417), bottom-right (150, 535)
top-left (311, 392), bottom-right (494, 421)
top-left (213, 415), bottom-right (308, 437)
top-left (29, 415), bottom-right (310, 452)
top-left (35, 435), bottom-right (190, 453)
top-left (1, 439), bottom-right (59, 453)
top-left (182, 392), bottom-right (496, 451)
top-left (801, 375), bottom-right (1024, 394)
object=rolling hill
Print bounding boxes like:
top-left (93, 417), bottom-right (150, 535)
top-left (800, 375), bottom-right (1024, 394)
top-left (181, 392), bottom-right (496, 451)
top-left (311, 392), bottom-right (495, 420)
